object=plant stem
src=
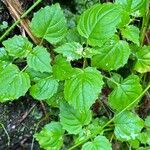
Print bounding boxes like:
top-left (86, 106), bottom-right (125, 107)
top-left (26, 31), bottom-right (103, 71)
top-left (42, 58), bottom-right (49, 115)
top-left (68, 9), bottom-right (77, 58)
top-left (103, 75), bottom-right (119, 86)
top-left (140, 0), bottom-right (150, 45)
top-left (21, 65), bottom-right (28, 72)
top-left (83, 58), bottom-right (88, 68)
top-left (0, 123), bottom-right (10, 146)
top-left (31, 113), bottom-right (50, 150)
top-left (68, 83), bottom-right (150, 150)
top-left (0, 0), bottom-right (43, 42)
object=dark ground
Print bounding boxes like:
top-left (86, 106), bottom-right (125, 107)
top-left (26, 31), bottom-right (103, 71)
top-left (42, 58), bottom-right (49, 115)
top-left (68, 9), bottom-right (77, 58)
top-left (0, 0), bottom-right (149, 150)
top-left (0, 1), bottom-right (66, 149)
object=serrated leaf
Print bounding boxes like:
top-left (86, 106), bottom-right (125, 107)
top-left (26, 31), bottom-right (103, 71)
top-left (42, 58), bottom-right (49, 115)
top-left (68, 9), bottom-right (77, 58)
top-left (134, 46), bottom-right (150, 73)
top-left (59, 102), bottom-right (92, 134)
top-left (82, 135), bottom-right (112, 150)
top-left (52, 55), bottom-right (74, 80)
top-left (35, 122), bottom-right (64, 150)
top-left (2, 35), bottom-right (32, 57)
top-left (92, 40), bottom-right (131, 71)
top-left (64, 67), bottom-right (104, 110)
top-left (31, 4), bottom-right (67, 44)
top-left (77, 3), bottom-right (121, 46)
top-left (108, 75), bottom-right (142, 111)
top-left (115, 0), bottom-right (146, 13)
top-left (54, 42), bottom-right (83, 61)
top-left (25, 67), bottom-right (51, 82)
top-left (30, 77), bottom-right (58, 100)
top-left (0, 64), bottom-right (30, 102)
top-left (121, 25), bottom-right (140, 45)
top-left (27, 46), bottom-right (52, 73)
top-left (114, 111), bottom-right (144, 141)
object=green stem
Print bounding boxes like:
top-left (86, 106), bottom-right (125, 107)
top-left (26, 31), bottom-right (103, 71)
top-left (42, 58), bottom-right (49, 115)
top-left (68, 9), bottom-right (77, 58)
top-left (0, 0), bottom-right (43, 42)
top-left (140, 0), bottom-right (150, 45)
top-left (0, 123), bottom-right (10, 146)
top-left (83, 58), bottom-right (88, 68)
top-left (21, 65), bottom-right (28, 72)
top-left (68, 83), bottom-right (150, 150)
top-left (103, 75), bottom-right (119, 86)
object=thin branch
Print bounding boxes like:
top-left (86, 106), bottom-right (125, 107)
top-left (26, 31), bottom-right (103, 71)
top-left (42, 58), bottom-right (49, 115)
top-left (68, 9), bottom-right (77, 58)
top-left (0, 0), bottom-right (43, 42)
top-left (68, 83), bottom-right (150, 150)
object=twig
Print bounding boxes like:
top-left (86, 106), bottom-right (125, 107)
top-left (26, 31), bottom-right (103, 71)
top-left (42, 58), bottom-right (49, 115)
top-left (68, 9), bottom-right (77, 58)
top-left (99, 100), bottom-right (111, 118)
top-left (146, 33), bottom-right (150, 44)
top-left (3, 0), bottom-right (40, 44)
top-left (18, 104), bottom-right (36, 123)
top-left (0, 0), bottom-right (43, 42)
top-left (40, 101), bottom-right (47, 117)
top-left (68, 83), bottom-right (150, 150)
top-left (140, 0), bottom-right (150, 45)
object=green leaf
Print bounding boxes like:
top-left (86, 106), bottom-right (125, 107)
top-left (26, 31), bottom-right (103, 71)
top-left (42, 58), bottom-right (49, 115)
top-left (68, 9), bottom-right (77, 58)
top-left (27, 46), bottom-right (52, 73)
top-left (75, 116), bottom-right (108, 143)
top-left (54, 42), bottom-right (83, 61)
top-left (107, 73), bottom-right (123, 89)
top-left (0, 21), bottom-right (8, 31)
top-left (0, 61), bottom-right (10, 72)
top-left (108, 75), bottom-right (142, 111)
top-left (87, 117), bottom-right (108, 135)
top-left (118, 10), bottom-right (130, 27)
top-left (83, 47), bottom-right (101, 58)
top-left (2, 35), bottom-right (32, 57)
top-left (138, 132), bottom-right (150, 145)
top-left (52, 55), bottom-right (74, 80)
top-left (129, 139), bottom-right (140, 149)
top-left (114, 111), bottom-right (144, 141)
top-left (134, 46), bottom-right (150, 73)
top-left (82, 135), bottom-right (112, 150)
top-left (64, 67), bottom-right (104, 110)
top-left (30, 77), bottom-right (58, 100)
top-left (25, 67), bottom-right (51, 82)
top-left (77, 3), bottom-right (121, 46)
top-left (0, 47), bottom-right (10, 61)
top-left (46, 82), bottom-right (65, 107)
top-left (59, 102), bottom-right (92, 134)
top-left (145, 115), bottom-right (150, 128)
top-left (137, 147), bottom-right (150, 150)
top-left (31, 4), bottom-right (67, 44)
top-left (65, 28), bottom-right (85, 44)
top-left (91, 40), bottom-right (131, 71)
top-left (35, 122), bottom-right (64, 150)
top-left (115, 0), bottom-right (146, 13)
top-left (121, 25), bottom-right (140, 45)
top-left (0, 64), bottom-right (30, 102)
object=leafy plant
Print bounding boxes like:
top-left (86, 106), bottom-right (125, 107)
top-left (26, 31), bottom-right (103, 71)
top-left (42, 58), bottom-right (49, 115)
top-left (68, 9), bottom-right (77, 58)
top-left (0, 0), bottom-right (150, 149)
